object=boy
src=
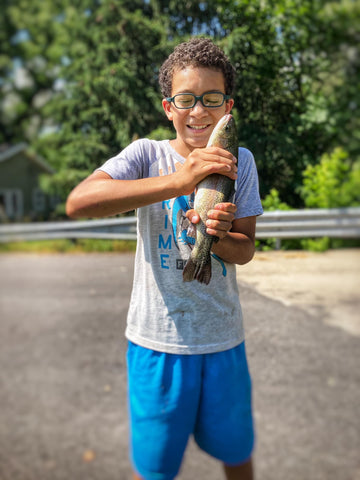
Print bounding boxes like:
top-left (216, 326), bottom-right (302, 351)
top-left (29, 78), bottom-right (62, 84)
top-left (66, 37), bottom-right (263, 480)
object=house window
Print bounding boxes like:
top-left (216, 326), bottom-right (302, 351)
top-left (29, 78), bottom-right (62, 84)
top-left (50, 194), bottom-right (61, 209)
top-left (32, 188), bottom-right (46, 213)
top-left (0, 189), bottom-right (23, 219)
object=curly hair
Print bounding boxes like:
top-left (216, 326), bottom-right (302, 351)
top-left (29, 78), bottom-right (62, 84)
top-left (159, 37), bottom-right (236, 98)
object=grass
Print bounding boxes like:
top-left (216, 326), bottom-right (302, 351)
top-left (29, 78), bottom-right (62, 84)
top-left (0, 239), bottom-right (137, 254)
top-left (1, 238), bottom-right (358, 254)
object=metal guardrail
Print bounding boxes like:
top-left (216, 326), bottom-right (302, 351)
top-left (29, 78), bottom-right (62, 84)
top-left (255, 207), bottom-right (360, 239)
top-left (0, 207), bottom-right (360, 243)
top-left (0, 216), bottom-right (138, 242)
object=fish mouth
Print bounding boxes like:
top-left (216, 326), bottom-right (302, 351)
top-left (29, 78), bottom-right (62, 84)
top-left (215, 114), bottom-right (232, 129)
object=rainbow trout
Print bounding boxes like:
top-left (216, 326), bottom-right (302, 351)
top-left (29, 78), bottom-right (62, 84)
top-left (183, 114), bottom-right (238, 285)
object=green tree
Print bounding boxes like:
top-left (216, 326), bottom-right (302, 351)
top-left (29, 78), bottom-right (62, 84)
top-left (154, 0), bottom-right (221, 37)
top-left (0, 0), bottom-right (64, 144)
top-left (1, 0), bottom-right (359, 216)
top-left (33, 0), bottom-right (170, 209)
top-left (221, 0), bottom-right (360, 205)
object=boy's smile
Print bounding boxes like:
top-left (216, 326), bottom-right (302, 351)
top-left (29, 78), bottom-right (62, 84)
top-left (162, 67), bottom-right (234, 158)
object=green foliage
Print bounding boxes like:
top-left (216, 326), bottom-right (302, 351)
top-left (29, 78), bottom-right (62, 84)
top-left (299, 147), bottom-right (360, 251)
top-left (300, 147), bottom-right (360, 208)
top-left (147, 126), bottom-right (176, 141)
top-left (0, 0), bottom-right (64, 144)
top-left (1, 0), bottom-right (359, 218)
top-left (31, 0), bottom-right (171, 203)
top-left (262, 188), bottom-right (292, 211)
top-left (300, 237), bottom-right (331, 252)
top-left (221, 0), bottom-right (360, 205)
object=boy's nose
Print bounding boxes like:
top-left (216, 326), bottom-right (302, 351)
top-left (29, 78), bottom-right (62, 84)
top-left (191, 100), bottom-right (207, 115)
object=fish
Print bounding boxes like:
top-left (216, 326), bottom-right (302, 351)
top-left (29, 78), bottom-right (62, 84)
top-left (182, 114), bottom-right (238, 285)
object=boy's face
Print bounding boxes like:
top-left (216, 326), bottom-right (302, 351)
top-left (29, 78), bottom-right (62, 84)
top-left (162, 67), bottom-right (234, 158)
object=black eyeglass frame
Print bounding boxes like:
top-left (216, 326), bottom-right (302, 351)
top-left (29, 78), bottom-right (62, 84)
top-left (166, 91), bottom-right (231, 109)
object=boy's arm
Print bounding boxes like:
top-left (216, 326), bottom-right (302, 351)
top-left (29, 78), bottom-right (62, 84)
top-left (66, 147), bottom-right (237, 219)
top-left (66, 170), bottom-right (181, 218)
top-left (211, 215), bottom-right (256, 265)
top-left (186, 204), bottom-right (256, 266)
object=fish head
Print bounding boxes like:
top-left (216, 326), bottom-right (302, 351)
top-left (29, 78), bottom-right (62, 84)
top-left (207, 114), bottom-right (238, 159)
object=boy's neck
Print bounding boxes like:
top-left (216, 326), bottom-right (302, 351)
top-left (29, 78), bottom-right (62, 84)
top-left (169, 138), bottom-right (204, 159)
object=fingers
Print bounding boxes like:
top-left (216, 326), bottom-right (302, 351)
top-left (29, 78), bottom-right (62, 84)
top-left (178, 148), bottom-right (238, 195)
top-left (187, 147), bottom-right (238, 180)
top-left (212, 202), bottom-right (237, 214)
top-left (186, 209), bottom-right (200, 224)
top-left (201, 147), bottom-right (238, 178)
top-left (188, 203), bottom-right (236, 239)
top-left (205, 147), bottom-right (237, 164)
top-left (206, 203), bottom-right (236, 238)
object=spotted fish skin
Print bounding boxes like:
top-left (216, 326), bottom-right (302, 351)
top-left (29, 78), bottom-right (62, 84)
top-left (183, 114), bottom-right (238, 285)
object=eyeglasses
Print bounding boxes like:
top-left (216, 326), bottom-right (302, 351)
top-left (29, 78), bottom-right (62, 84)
top-left (166, 91), bottom-right (231, 109)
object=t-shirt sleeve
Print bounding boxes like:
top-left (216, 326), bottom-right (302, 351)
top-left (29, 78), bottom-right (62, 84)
top-left (96, 139), bottom-right (150, 180)
top-left (234, 147), bottom-right (263, 218)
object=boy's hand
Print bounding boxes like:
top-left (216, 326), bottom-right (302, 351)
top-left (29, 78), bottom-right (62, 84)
top-left (177, 147), bottom-right (237, 195)
top-left (186, 202), bottom-right (236, 240)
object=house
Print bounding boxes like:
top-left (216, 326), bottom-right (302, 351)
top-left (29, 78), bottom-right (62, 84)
top-left (0, 143), bottom-right (58, 222)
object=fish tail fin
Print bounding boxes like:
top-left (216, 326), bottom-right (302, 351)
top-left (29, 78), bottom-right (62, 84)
top-left (183, 255), bottom-right (212, 285)
top-left (182, 257), bottom-right (197, 282)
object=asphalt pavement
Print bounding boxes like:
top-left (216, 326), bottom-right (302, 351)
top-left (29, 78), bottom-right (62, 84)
top-left (0, 253), bottom-right (359, 480)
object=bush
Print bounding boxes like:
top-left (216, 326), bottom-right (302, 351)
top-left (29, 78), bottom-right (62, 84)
top-left (299, 147), bottom-right (360, 250)
top-left (261, 188), bottom-right (292, 212)
top-left (300, 147), bottom-right (360, 208)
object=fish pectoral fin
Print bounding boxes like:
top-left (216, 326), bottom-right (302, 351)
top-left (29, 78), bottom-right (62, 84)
top-left (186, 222), bottom-right (196, 239)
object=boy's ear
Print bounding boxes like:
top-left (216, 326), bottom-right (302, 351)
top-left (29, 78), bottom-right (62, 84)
top-left (225, 98), bottom-right (235, 114)
top-left (162, 98), bottom-right (173, 121)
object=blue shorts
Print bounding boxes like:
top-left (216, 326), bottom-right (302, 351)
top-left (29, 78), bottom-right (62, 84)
top-left (126, 341), bottom-right (255, 480)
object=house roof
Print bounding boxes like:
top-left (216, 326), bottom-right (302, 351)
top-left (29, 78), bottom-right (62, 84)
top-left (0, 143), bottom-right (55, 174)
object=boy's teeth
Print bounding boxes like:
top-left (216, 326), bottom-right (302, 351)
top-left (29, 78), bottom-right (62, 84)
top-left (190, 125), bottom-right (208, 130)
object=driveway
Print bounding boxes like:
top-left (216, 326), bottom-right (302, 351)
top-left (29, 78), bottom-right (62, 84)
top-left (0, 250), bottom-right (359, 480)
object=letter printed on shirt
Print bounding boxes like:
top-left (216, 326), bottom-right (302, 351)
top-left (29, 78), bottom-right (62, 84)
top-left (160, 254), bottom-right (170, 269)
top-left (158, 234), bottom-right (172, 250)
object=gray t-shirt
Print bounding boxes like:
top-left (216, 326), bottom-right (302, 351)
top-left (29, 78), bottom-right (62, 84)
top-left (99, 139), bottom-right (263, 354)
